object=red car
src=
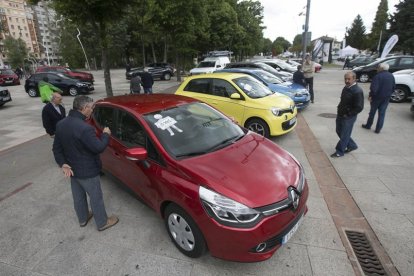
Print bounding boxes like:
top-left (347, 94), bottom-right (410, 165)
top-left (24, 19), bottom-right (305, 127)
top-left (36, 66), bottom-right (94, 83)
top-left (0, 69), bottom-right (20, 86)
top-left (89, 94), bottom-right (308, 262)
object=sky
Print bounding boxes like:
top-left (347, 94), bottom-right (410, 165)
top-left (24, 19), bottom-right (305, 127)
top-left (259, 0), bottom-right (400, 43)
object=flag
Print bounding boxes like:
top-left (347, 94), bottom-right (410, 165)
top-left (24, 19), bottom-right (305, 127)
top-left (381, 35), bottom-right (398, 59)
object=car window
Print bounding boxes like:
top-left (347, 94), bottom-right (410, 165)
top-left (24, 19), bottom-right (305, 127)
top-left (197, 61), bottom-right (216, 68)
top-left (47, 74), bottom-right (61, 82)
top-left (34, 73), bottom-right (45, 81)
top-left (233, 76), bottom-right (273, 98)
top-left (116, 111), bottom-right (145, 148)
top-left (144, 102), bottom-right (244, 159)
top-left (212, 79), bottom-right (237, 97)
top-left (56, 68), bottom-right (67, 73)
top-left (385, 59), bottom-right (397, 66)
top-left (255, 70), bottom-right (283, 84)
top-left (184, 78), bottom-right (211, 94)
top-left (399, 57), bottom-right (414, 66)
top-left (93, 106), bottom-right (115, 131)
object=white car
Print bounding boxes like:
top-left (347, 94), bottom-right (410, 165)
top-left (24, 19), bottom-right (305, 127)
top-left (392, 69), bottom-right (414, 103)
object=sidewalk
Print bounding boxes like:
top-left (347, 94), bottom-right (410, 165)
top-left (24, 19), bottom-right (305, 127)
top-left (0, 68), bottom-right (412, 275)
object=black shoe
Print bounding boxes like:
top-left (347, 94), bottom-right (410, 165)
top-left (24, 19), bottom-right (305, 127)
top-left (345, 147), bottom-right (357, 153)
top-left (374, 129), bottom-right (380, 134)
top-left (361, 124), bottom-right (370, 130)
top-left (311, 100), bottom-right (314, 103)
top-left (330, 152), bottom-right (343, 158)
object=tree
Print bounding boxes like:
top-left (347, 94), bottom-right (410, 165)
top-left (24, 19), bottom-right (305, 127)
top-left (29, 0), bottom-right (131, 97)
top-left (389, 0), bottom-right (414, 54)
top-left (346, 15), bottom-right (367, 49)
top-left (3, 37), bottom-right (28, 68)
top-left (368, 0), bottom-right (389, 52)
top-left (272, 37), bottom-right (291, 56)
top-left (291, 34), bottom-right (303, 56)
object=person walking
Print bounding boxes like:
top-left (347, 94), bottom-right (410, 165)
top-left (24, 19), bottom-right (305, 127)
top-left (302, 54), bottom-right (316, 103)
top-left (331, 71), bottom-right (364, 158)
top-left (42, 92), bottom-right (66, 137)
top-left (39, 76), bottom-right (62, 103)
top-left (130, 74), bottom-right (142, 94)
top-left (293, 65), bottom-right (306, 87)
top-left (361, 63), bottom-right (395, 134)
top-left (53, 95), bottom-right (118, 231)
top-left (343, 56), bottom-right (351, 70)
top-left (141, 68), bottom-right (154, 94)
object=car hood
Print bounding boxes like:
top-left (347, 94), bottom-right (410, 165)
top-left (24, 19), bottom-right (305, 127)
top-left (178, 133), bottom-right (300, 208)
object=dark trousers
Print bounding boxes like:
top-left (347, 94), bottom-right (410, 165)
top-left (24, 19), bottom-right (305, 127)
top-left (143, 87), bottom-right (153, 94)
top-left (71, 176), bottom-right (108, 229)
top-left (335, 115), bottom-right (358, 156)
top-left (305, 77), bottom-right (314, 101)
top-left (364, 97), bottom-right (390, 132)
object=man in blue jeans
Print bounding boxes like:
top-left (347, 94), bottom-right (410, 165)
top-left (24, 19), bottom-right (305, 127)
top-left (53, 95), bottom-right (118, 231)
top-left (362, 63), bottom-right (395, 133)
top-left (331, 72), bottom-right (364, 158)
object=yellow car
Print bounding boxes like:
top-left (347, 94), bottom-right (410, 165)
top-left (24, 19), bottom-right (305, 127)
top-left (175, 73), bottom-right (297, 137)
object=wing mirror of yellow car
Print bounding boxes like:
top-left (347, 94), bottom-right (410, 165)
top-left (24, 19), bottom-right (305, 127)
top-left (230, 93), bottom-right (241, 100)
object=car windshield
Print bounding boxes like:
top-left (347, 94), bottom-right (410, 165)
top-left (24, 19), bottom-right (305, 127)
top-left (254, 70), bottom-right (284, 84)
top-left (0, 69), bottom-right (15, 75)
top-left (144, 103), bottom-right (245, 159)
top-left (55, 73), bottom-right (73, 80)
top-left (233, 76), bottom-right (273, 98)
top-left (197, 61), bottom-right (216, 68)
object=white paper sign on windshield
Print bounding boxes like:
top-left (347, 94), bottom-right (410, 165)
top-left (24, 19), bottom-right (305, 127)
top-left (154, 114), bottom-right (183, 136)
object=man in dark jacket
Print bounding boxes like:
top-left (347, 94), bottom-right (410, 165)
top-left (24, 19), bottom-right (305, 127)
top-left (293, 65), bottom-right (306, 87)
top-left (53, 95), bottom-right (118, 231)
top-left (331, 71), bottom-right (364, 157)
top-left (141, 68), bottom-right (154, 94)
top-left (42, 92), bottom-right (66, 137)
top-left (362, 63), bottom-right (395, 133)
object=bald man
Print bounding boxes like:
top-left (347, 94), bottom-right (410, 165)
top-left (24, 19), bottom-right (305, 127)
top-left (42, 92), bottom-right (66, 137)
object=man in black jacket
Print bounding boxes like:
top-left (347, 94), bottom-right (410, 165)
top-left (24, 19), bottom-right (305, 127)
top-left (41, 92), bottom-right (66, 137)
top-left (331, 71), bottom-right (364, 158)
top-left (293, 65), bottom-right (306, 87)
top-left (141, 68), bottom-right (154, 94)
top-left (53, 95), bottom-right (118, 231)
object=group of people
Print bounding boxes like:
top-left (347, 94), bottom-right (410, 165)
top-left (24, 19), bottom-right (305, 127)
top-left (292, 55), bottom-right (395, 158)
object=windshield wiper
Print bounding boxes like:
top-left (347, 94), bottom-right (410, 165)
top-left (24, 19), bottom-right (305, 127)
top-left (175, 151), bottom-right (209, 158)
top-left (207, 134), bottom-right (244, 152)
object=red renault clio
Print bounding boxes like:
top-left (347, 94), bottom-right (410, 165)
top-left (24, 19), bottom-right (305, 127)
top-left (89, 94), bottom-right (308, 262)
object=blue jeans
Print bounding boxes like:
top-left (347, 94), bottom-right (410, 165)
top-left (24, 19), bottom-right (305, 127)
top-left (71, 176), bottom-right (108, 229)
top-left (305, 77), bottom-right (314, 101)
top-left (143, 87), bottom-right (153, 94)
top-left (335, 115), bottom-right (358, 156)
top-left (365, 97), bottom-right (390, 132)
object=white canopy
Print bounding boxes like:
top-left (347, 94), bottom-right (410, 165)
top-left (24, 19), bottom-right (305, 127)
top-left (339, 46), bottom-right (359, 57)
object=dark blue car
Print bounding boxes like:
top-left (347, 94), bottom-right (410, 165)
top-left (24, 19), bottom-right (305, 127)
top-left (216, 68), bottom-right (310, 110)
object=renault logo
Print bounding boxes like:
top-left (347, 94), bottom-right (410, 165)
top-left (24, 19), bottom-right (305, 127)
top-left (288, 188), bottom-right (300, 210)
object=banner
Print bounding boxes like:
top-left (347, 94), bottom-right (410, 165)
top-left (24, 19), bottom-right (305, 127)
top-left (380, 35), bottom-right (398, 59)
top-left (312, 39), bottom-right (323, 59)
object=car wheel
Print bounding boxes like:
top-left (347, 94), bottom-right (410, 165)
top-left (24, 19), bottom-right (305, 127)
top-left (27, 88), bottom-right (38, 97)
top-left (359, 73), bottom-right (370, 83)
top-left (164, 204), bottom-right (207, 258)
top-left (0, 102), bottom-right (4, 107)
top-left (163, 72), bottom-right (171, 81)
top-left (390, 85), bottom-right (409, 103)
top-left (69, 86), bottom-right (79, 96)
top-left (245, 118), bottom-right (270, 138)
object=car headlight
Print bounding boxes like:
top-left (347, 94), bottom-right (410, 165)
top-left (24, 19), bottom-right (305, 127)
top-left (76, 82), bottom-right (87, 87)
top-left (199, 186), bottom-right (261, 228)
top-left (271, 107), bottom-right (282, 116)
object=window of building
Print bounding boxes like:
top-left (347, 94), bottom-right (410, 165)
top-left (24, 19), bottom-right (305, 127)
top-left (10, 24), bottom-right (14, 29)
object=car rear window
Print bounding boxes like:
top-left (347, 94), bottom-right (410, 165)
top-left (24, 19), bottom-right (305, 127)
top-left (184, 79), bottom-right (211, 94)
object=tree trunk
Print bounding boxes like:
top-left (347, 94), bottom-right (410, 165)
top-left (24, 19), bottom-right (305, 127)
top-left (141, 34), bottom-right (146, 67)
top-left (175, 51), bottom-right (181, 82)
top-left (163, 36), bottom-right (168, 63)
top-left (151, 42), bottom-right (156, 63)
top-left (99, 22), bottom-right (113, 97)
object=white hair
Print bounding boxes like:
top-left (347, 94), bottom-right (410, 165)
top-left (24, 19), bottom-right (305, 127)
top-left (378, 63), bottom-right (389, 71)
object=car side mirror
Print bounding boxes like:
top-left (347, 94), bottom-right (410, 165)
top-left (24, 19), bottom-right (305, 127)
top-left (125, 147), bottom-right (148, 161)
top-left (230, 93), bottom-right (241, 100)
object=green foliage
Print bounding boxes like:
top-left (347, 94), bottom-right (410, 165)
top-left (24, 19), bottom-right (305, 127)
top-left (272, 37), bottom-right (291, 55)
top-left (3, 37), bottom-right (28, 68)
top-left (346, 15), bottom-right (367, 49)
top-left (389, 0), bottom-right (414, 54)
top-left (368, 0), bottom-right (389, 52)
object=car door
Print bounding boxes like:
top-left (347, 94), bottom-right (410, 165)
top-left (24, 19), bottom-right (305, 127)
top-left (396, 57), bottom-right (414, 72)
top-left (47, 73), bottom-right (67, 91)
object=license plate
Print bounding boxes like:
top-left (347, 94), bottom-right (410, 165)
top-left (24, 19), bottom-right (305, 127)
top-left (289, 117), bottom-right (297, 126)
top-left (2, 96), bottom-right (10, 101)
top-left (282, 215), bottom-right (303, 245)
top-left (5, 80), bottom-right (12, 83)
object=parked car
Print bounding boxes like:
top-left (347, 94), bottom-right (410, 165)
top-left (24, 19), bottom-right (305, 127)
top-left (257, 59), bottom-right (297, 73)
top-left (126, 63), bottom-right (175, 80)
top-left (36, 66), bottom-right (94, 83)
top-left (391, 69), bottom-right (414, 103)
top-left (89, 93), bottom-right (308, 262)
top-left (175, 73), bottom-right (297, 137)
top-left (216, 68), bottom-right (310, 110)
top-left (0, 69), bottom-right (20, 86)
top-left (353, 55), bottom-right (414, 83)
top-left (225, 62), bottom-right (293, 81)
top-left (345, 56), bottom-right (376, 69)
top-left (189, 56), bottom-right (230, 75)
top-left (24, 72), bottom-right (94, 97)
top-left (0, 87), bottom-right (12, 106)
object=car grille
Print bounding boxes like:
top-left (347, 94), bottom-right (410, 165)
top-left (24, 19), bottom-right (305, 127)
top-left (0, 89), bottom-right (10, 96)
top-left (282, 120), bottom-right (296, 130)
top-left (279, 107), bottom-right (295, 116)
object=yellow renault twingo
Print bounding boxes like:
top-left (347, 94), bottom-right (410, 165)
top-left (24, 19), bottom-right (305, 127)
top-left (175, 73), bottom-right (297, 137)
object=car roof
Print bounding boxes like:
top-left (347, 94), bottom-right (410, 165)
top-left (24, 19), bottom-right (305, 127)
top-left (95, 94), bottom-right (200, 115)
top-left (186, 72), bottom-right (250, 80)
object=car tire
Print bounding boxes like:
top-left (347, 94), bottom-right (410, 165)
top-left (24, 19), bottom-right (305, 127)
top-left (69, 86), bottom-right (79, 96)
top-left (164, 204), bottom-right (207, 258)
top-left (0, 102), bottom-right (4, 107)
top-left (27, 88), bottom-right (38, 97)
top-left (245, 118), bottom-right (270, 138)
top-left (390, 85), bottom-right (409, 103)
top-left (163, 72), bottom-right (171, 81)
top-left (359, 73), bottom-right (370, 83)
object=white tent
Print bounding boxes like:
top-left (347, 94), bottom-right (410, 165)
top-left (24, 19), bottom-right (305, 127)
top-left (339, 46), bottom-right (359, 57)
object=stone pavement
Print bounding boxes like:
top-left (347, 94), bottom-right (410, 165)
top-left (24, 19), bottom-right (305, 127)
top-left (0, 68), bottom-right (413, 276)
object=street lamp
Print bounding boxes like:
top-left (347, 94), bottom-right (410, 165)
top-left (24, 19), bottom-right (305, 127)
top-left (76, 28), bottom-right (90, 71)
